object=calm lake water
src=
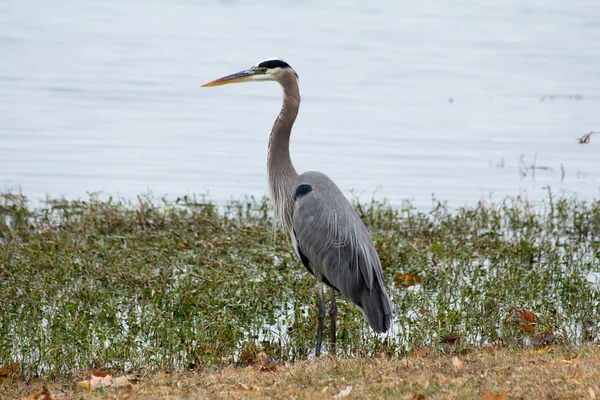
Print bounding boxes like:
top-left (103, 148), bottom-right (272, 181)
top-left (2, 0), bottom-right (599, 211)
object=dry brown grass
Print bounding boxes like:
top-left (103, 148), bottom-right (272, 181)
top-left (3, 346), bottom-right (600, 399)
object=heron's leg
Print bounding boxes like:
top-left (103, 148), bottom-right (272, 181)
top-left (329, 287), bottom-right (337, 354)
top-left (316, 281), bottom-right (326, 357)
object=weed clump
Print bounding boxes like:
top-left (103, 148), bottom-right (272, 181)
top-left (0, 191), bottom-right (598, 377)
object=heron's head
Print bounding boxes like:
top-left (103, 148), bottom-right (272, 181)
top-left (202, 58), bottom-right (298, 88)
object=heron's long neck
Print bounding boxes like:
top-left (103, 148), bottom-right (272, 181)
top-left (267, 79), bottom-right (300, 232)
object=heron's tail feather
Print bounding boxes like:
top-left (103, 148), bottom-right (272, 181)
top-left (359, 283), bottom-right (392, 334)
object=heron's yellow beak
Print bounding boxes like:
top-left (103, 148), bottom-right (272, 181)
top-left (202, 68), bottom-right (264, 87)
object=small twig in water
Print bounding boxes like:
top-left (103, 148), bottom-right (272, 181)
top-left (577, 131), bottom-right (597, 144)
top-left (540, 93), bottom-right (583, 102)
top-left (519, 153), bottom-right (554, 181)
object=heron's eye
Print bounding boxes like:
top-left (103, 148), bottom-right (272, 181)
top-left (259, 68), bottom-right (268, 73)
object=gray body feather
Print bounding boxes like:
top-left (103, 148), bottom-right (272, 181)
top-left (291, 171), bottom-right (392, 333)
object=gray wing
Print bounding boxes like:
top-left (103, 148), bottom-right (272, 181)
top-left (291, 171), bottom-right (392, 333)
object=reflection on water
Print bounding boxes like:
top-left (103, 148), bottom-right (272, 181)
top-left (1, 0), bottom-right (599, 210)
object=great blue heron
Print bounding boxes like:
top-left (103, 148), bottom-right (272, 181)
top-left (202, 58), bottom-right (392, 356)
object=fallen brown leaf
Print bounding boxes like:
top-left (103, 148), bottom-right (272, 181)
top-left (78, 370), bottom-right (130, 391)
top-left (394, 273), bottom-right (423, 288)
top-left (483, 341), bottom-right (504, 352)
top-left (254, 351), bottom-right (268, 367)
top-left (238, 342), bottom-right (260, 366)
top-left (479, 390), bottom-right (508, 400)
top-left (91, 369), bottom-right (109, 378)
top-left (245, 350), bottom-right (278, 372)
top-left (588, 387), bottom-right (596, 399)
top-left (411, 394), bottom-right (425, 400)
top-left (112, 376), bottom-right (129, 388)
top-left (441, 334), bottom-right (459, 345)
top-left (260, 360), bottom-right (278, 373)
top-left (410, 348), bottom-right (429, 358)
top-left (90, 372), bottom-right (113, 389)
top-left (520, 310), bottom-right (535, 323)
top-left (452, 356), bottom-right (464, 370)
top-left (0, 361), bottom-right (19, 378)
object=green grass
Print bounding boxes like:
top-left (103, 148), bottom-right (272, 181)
top-left (0, 190), bottom-right (599, 378)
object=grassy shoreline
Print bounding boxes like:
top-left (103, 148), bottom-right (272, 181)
top-left (2, 347), bottom-right (600, 399)
top-left (1, 191), bottom-right (599, 385)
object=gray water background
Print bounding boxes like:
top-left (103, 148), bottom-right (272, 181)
top-left (2, 0), bottom-right (599, 211)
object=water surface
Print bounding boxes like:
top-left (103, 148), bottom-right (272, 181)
top-left (2, 0), bottom-right (599, 210)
